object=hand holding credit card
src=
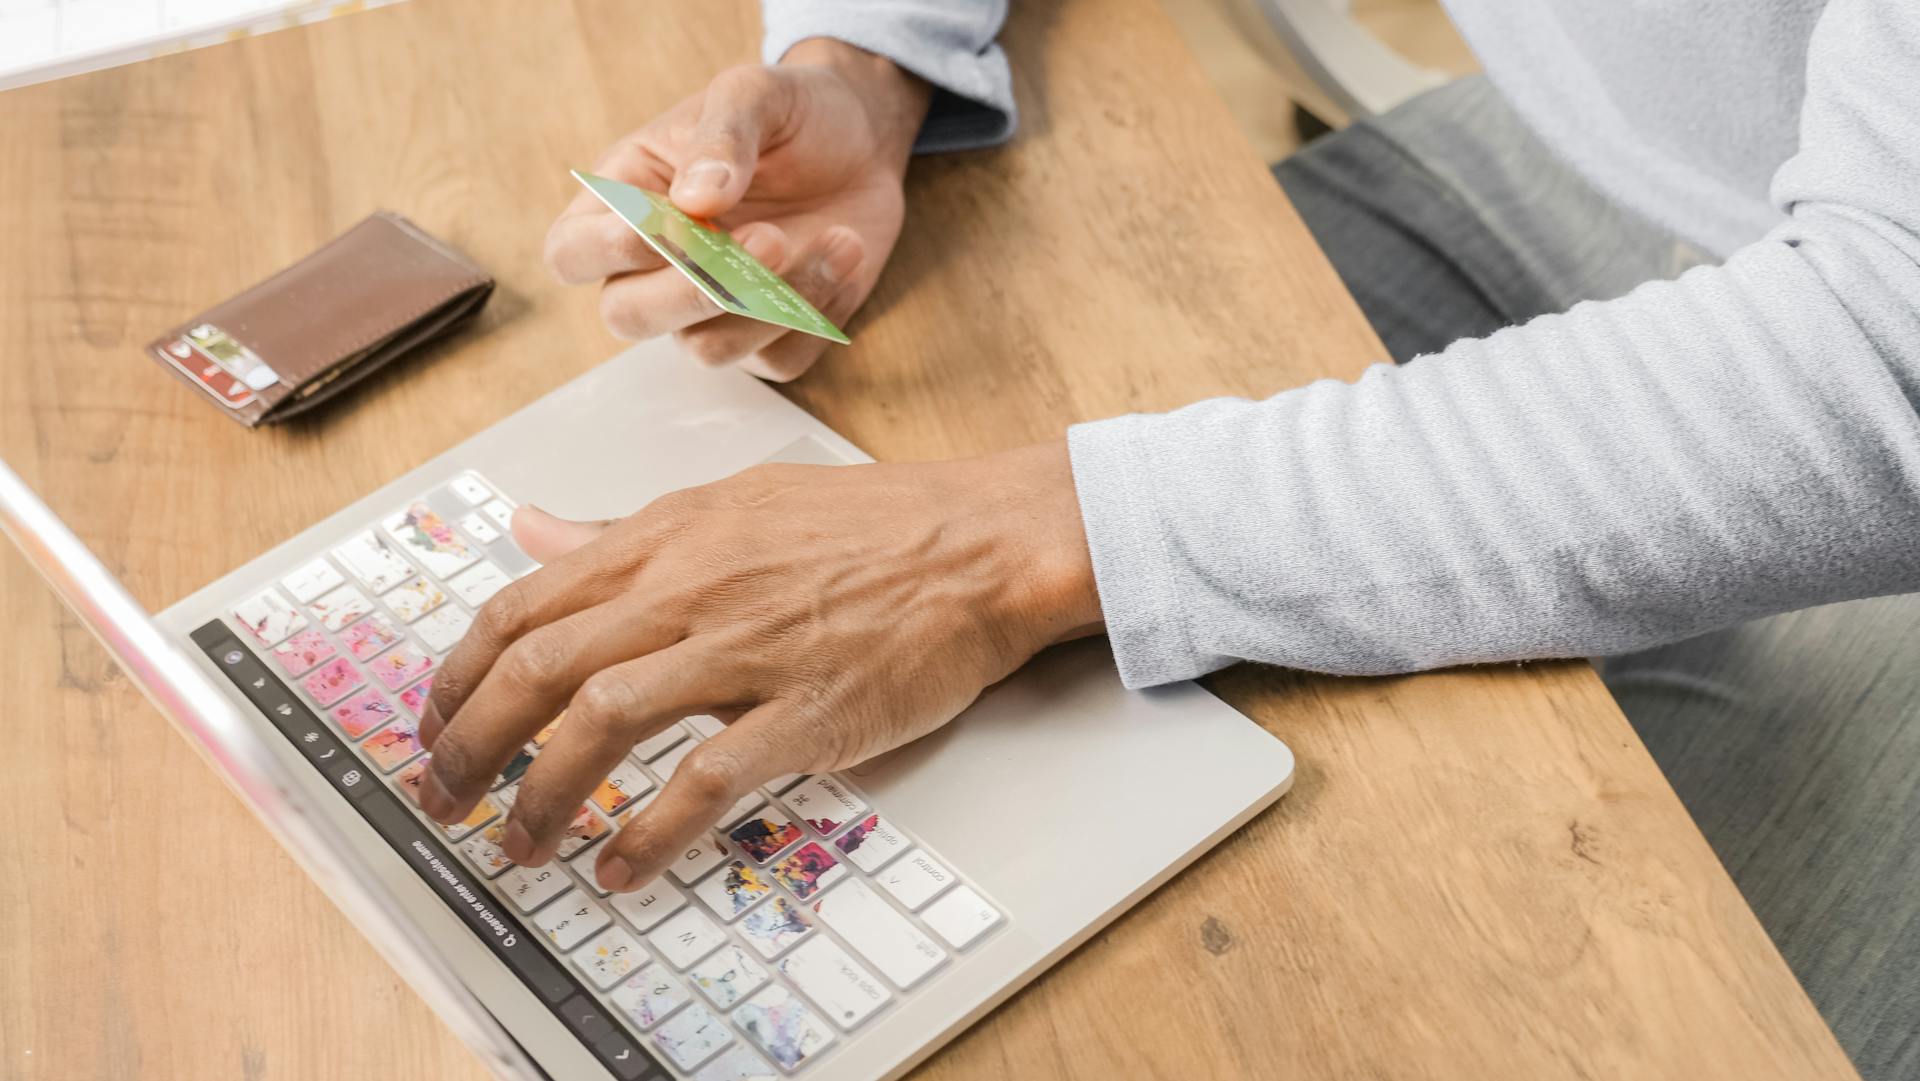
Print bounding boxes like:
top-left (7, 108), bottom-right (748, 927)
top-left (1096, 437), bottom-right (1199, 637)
top-left (572, 170), bottom-right (851, 345)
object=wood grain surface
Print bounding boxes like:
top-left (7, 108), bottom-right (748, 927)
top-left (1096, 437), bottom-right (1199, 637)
top-left (0, 1), bottom-right (1858, 1079)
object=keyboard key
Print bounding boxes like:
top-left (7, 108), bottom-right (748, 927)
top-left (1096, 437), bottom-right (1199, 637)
top-left (779, 936), bottom-right (891, 1030)
top-left (232, 588), bottom-right (306, 647)
top-left (481, 499), bottom-right (516, 532)
top-left (329, 688), bottom-right (396, 740)
top-left (810, 880), bottom-right (947, 989)
top-left (413, 604), bottom-right (473, 653)
top-left (573, 926), bottom-right (647, 990)
top-left (875, 849), bottom-right (956, 911)
top-left (921, 884), bottom-right (1002, 950)
top-left (832, 813), bottom-right (909, 873)
top-left (338, 611), bottom-right (404, 660)
top-left (449, 473), bottom-right (493, 506)
top-left (439, 794), bottom-right (502, 842)
top-left (384, 503), bottom-right (481, 579)
top-left (394, 759), bottom-right (430, 805)
top-left (459, 822), bottom-right (515, 878)
top-left (595, 1032), bottom-right (652, 1081)
top-left (647, 907), bottom-right (727, 970)
top-left (588, 758), bottom-right (653, 816)
top-left (493, 745), bottom-right (534, 790)
top-left (383, 576), bottom-right (447, 623)
top-left (282, 558), bottom-right (345, 603)
top-left (769, 843), bottom-right (845, 901)
top-left (302, 656), bottom-right (363, 707)
top-left (368, 646), bottom-right (433, 691)
top-left (716, 792), bottom-right (762, 831)
top-left (651, 1002), bottom-right (732, 1071)
top-left (531, 714), bottom-right (566, 749)
top-left (363, 718), bottom-right (426, 773)
top-left (692, 861), bottom-right (772, 921)
top-left (309, 584), bottom-right (374, 633)
top-left (765, 773), bottom-right (804, 795)
top-left (734, 984), bottom-right (835, 1071)
top-left (736, 897), bottom-right (813, 959)
top-left (534, 889), bottom-right (610, 951)
top-left (398, 677), bottom-right (434, 716)
top-left (669, 833), bottom-right (730, 885)
top-left (556, 805), bottom-right (612, 861)
top-left (458, 510), bottom-right (501, 544)
top-left (632, 722), bottom-right (687, 762)
top-left (688, 943), bottom-right (768, 1010)
top-left (270, 628), bottom-right (335, 676)
top-left (781, 775), bottom-right (866, 835)
top-left (651, 737), bottom-right (697, 782)
top-left (684, 714), bottom-right (726, 739)
top-left (609, 964), bottom-right (690, 1030)
top-left (691, 1047), bottom-right (779, 1081)
top-left (499, 865), bottom-right (571, 914)
top-left (728, 807), bottom-right (805, 864)
top-left (333, 531), bottom-right (414, 594)
top-left (448, 561), bottom-right (512, 607)
top-left (609, 877), bottom-right (685, 932)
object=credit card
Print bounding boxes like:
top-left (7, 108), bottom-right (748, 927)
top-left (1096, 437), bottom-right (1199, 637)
top-left (186, 323), bottom-right (282, 391)
top-left (156, 336), bottom-right (257, 409)
top-left (571, 169), bottom-right (851, 345)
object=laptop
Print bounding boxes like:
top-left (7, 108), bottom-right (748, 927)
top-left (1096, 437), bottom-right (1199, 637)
top-left (1, 339), bottom-right (1296, 1081)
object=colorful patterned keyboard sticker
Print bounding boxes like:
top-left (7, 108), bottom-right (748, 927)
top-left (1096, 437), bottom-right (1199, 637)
top-left (221, 470), bottom-right (1018, 1076)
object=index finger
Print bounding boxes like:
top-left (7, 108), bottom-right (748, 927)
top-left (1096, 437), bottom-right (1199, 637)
top-left (546, 135), bottom-right (679, 283)
top-left (422, 547), bottom-right (625, 743)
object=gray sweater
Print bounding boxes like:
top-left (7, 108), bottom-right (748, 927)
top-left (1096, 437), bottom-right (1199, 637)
top-left (761, 1), bottom-right (1920, 687)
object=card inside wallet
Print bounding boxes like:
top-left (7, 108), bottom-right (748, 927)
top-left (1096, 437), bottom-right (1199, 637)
top-left (146, 212), bottom-right (494, 427)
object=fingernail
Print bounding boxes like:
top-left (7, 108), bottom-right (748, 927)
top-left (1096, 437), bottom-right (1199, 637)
top-left (597, 854), bottom-right (636, 892)
top-left (676, 159), bottom-right (730, 197)
top-left (503, 819), bottom-right (536, 864)
top-left (420, 768), bottom-right (455, 821)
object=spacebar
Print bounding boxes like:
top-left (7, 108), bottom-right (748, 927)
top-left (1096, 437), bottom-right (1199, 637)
top-left (355, 786), bottom-right (576, 1004)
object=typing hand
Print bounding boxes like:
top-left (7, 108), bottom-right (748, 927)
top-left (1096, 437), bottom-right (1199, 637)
top-left (545, 39), bottom-right (931, 382)
top-left (415, 445), bottom-right (1103, 892)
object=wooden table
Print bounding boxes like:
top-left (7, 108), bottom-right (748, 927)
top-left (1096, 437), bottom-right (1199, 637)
top-left (0, 1), bottom-right (1859, 1078)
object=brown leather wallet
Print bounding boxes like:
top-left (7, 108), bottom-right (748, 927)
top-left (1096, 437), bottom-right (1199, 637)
top-left (145, 212), bottom-right (494, 427)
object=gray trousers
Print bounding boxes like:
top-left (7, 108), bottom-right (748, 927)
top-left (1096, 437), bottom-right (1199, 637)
top-left (1275, 77), bottom-right (1920, 1080)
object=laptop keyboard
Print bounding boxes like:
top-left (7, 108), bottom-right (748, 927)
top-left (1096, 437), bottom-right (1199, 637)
top-left (190, 470), bottom-right (1004, 1080)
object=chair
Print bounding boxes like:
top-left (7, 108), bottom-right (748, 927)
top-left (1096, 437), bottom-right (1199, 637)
top-left (1208, 0), bottom-right (1447, 125)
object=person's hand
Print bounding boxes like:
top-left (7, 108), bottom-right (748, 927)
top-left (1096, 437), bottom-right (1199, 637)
top-left (415, 442), bottom-right (1103, 891)
top-left (545, 38), bottom-right (931, 382)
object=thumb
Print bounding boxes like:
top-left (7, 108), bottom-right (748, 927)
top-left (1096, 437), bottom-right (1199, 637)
top-left (511, 505), bottom-right (612, 564)
top-left (669, 66), bottom-right (795, 218)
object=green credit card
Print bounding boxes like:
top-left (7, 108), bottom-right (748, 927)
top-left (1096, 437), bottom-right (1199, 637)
top-left (572, 169), bottom-right (851, 345)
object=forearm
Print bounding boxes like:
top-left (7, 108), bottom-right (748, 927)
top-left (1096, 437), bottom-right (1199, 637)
top-left (1071, 238), bottom-right (1920, 685)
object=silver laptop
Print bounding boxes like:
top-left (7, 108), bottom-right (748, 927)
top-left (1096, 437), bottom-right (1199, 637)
top-left (1, 339), bottom-right (1295, 1081)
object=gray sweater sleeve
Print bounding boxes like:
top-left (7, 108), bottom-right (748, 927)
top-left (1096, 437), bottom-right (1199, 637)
top-left (760, 0), bottom-right (1015, 153)
top-left (1068, 0), bottom-right (1920, 687)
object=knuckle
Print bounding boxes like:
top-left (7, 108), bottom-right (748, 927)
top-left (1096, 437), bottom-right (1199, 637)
top-left (476, 584), bottom-right (528, 642)
top-left (599, 286), bottom-right (646, 341)
top-left (676, 328), bottom-right (739, 368)
top-left (499, 632), bottom-right (566, 695)
top-left (711, 64), bottom-right (776, 105)
top-left (750, 350), bottom-right (811, 383)
top-left (571, 674), bottom-right (642, 737)
top-left (674, 745), bottom-right (741, 806)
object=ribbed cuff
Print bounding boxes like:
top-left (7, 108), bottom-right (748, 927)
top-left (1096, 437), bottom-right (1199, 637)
top-left (1067, 415), bottom-right (1209, 688)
